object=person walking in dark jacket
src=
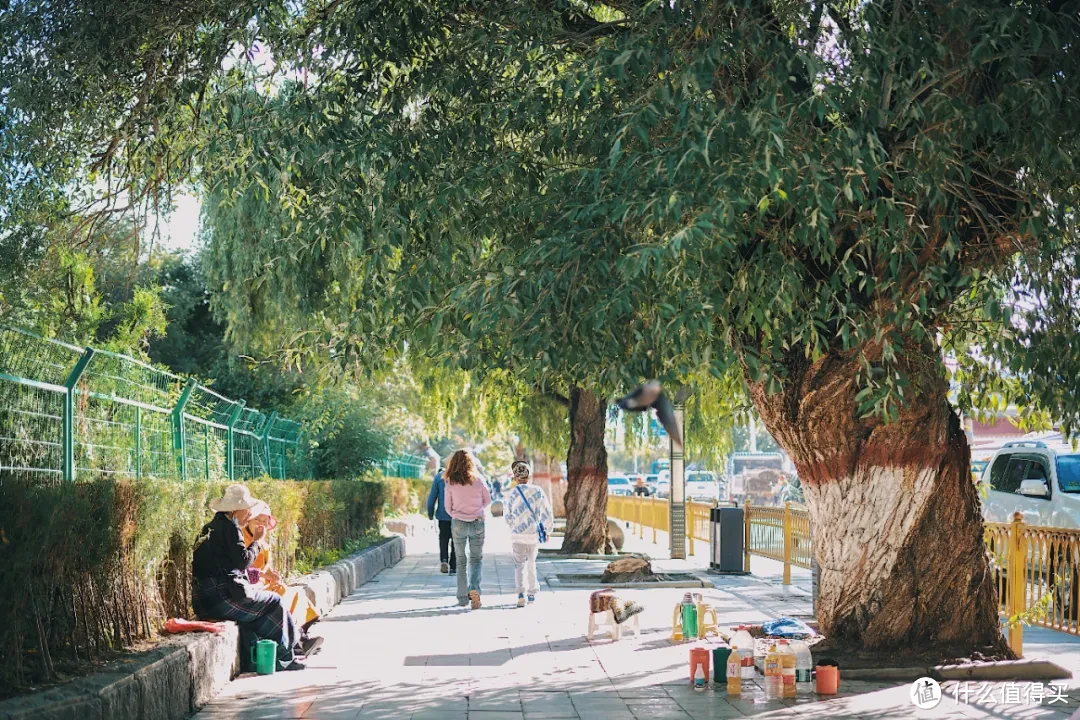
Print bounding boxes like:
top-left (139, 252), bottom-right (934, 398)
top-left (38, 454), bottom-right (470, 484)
top-left (426, 468), bottom-right (456, 574)
top-left (191, 484), bottom-right (304, 671)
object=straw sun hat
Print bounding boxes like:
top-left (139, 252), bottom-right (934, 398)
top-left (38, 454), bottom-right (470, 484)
top-left (209, 484), bottom-right (260, 513)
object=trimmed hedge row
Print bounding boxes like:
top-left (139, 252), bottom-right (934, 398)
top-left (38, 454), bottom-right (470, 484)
top-left (0, 476), bottom-right (388, 697)
top-left (384, 477), bottom-right (434, 516)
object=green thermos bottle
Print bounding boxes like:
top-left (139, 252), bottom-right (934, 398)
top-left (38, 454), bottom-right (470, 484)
top-left (681, 596), bottom-right (698, 639)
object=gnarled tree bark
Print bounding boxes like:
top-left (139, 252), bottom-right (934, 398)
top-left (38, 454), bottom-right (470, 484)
top-left (751, 340), bottom-right (1010, 657)
top-left (562, 386), bottom-right (610, 554)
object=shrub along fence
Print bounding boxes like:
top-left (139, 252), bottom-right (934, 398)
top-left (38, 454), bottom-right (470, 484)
top-left (0, 476), bottom-right (388, 697)
top-left (0, 325), bottom-right (309, 483)
top-left (0, 325), bottom-right (436, 697)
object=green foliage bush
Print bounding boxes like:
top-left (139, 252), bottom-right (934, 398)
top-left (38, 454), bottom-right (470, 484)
top-left (0, 475), bottom-right (388, 697)
top-left (382, 476), bottom-right (434, 517)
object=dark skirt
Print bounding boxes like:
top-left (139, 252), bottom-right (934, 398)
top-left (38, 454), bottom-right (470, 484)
top-left (192, 576), bottom-right (298, 669)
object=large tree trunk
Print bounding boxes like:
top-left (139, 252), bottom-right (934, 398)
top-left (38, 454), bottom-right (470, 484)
top-left (562, 386), bottom-right (610, 554)
top-left (751, 342), bottom-right (1010, 657)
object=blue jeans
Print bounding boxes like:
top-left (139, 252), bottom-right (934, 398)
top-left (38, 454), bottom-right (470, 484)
top-left (451, 518), bottom-right (485, 602)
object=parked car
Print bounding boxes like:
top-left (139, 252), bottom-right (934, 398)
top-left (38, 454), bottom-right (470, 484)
top-left (979, 439), bottom-right (1080, 620)
top-left (980, 441), bottom-right (1080, 528)
top-left (655, 478), bottom-right (669, 499)
top-left (686, 471), bottom-right (720, 503)
top-left (607, 475), bottom-right (633, 496)
top-left (645, 474), bottom-right (660, 490)
top-left (645, 471), bottom-right (724, 502)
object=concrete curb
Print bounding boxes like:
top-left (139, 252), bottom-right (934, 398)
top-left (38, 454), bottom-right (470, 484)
top-left (538, 551), bottom-right (648, 561)
top-left (840, 658), bottom-right (1073, 683)
top-left (0, 536), bottom-right (405, 720)
top-left (547, 574), bottom-right (713, 589)
top-left (933, 659), bottom-right (1073, 682)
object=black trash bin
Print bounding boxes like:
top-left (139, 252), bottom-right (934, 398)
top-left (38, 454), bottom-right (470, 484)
top-left (709, 506), bottom-right (747, 574)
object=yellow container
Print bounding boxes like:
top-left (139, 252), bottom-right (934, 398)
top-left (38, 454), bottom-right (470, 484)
top-left (779, 641), bottom-right (797, 697)
top-left (763, 644), bottom-right (783, 701)
top-left (726, 649), bottom-right (742, 696)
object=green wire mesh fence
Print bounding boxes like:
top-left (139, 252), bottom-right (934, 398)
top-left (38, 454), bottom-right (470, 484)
top-left (382, 453), bottom-right (427, 480)
top-left (0, 326), bottom-right (310, 483)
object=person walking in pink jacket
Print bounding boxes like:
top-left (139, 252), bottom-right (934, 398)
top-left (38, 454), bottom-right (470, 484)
top-left (444, 450), bottom-right (491, 608)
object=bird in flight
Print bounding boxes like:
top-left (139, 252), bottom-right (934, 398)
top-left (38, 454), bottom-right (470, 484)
top-left (616, 381), bottom-right (683, 450)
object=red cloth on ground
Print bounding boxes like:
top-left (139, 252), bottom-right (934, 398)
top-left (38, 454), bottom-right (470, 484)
top-left (164, 618), bottom-right (228, 634)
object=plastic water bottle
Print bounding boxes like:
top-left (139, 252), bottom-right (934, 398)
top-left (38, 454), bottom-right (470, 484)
top-left (763, 644), bottom-right (783, 701)
top-left (754, 638), bottom-right (767, 674)
top-left (730, 626), bottom-right (756, 679)
top-left (791, 639), bottom-right (813, 691)
top-left (694, 664), bottom-right (706, 692)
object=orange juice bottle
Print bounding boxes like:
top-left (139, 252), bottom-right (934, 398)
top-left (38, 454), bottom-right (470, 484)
top-left (726, 648), bottom-right (742, 695)
top-left (779, 641), bottom-right (797, 697)
top-left (763, 644), bottom-right (783, 701)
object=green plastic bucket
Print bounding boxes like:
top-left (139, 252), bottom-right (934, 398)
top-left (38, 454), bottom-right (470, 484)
top-left (250, 639), bottom-right (277, 675)
top-left (712, 647), bottom-right (732, 684)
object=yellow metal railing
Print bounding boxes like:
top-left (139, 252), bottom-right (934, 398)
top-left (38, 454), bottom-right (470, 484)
top-left (985, 513), bottom-right (1080, 654)
top-left (609, 497), bottom-right (1078, 655)
top-left (607, 494), bottom-right (706, 554)
top-left (743, 500), bottom-right (813, 585)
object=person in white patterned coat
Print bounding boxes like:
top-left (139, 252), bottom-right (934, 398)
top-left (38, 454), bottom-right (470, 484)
top-left (503, 460), bottom-right (554, 607)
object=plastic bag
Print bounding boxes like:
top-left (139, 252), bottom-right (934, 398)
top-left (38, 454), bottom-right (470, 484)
top-left (761, 617), bottom-right (817, 639)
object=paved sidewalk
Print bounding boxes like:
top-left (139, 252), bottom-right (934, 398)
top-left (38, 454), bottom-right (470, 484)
top-left (192, 515), bottom-right (1080, 720)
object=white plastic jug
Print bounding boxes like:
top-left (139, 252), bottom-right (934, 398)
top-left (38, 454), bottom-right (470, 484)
top-left (730, 626), bottom-right (756, 679)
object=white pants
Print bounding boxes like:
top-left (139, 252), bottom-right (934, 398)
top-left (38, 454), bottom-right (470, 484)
top-left (511, 542), bottom-right (540, 595)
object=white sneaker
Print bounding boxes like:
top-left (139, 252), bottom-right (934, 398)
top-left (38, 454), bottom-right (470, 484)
top-left (517, 593), bottom-right (526, 607)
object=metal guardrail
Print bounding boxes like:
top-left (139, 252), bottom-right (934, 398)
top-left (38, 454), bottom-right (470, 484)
top-left (0, 325), bottom-right (308, 482)
top-left (985, 513), bottom-right (1080, 654)
top-left (609, 494), bottom-right (1077, 654)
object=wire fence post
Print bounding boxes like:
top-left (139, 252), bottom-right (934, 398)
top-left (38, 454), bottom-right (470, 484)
top-left (134, 406), bottom-right (142, 480)
top-left (225, 400), bottom-right (245, 481)
top-left (62, 349), bottom-right (94, 482)
top-left (172, 378), bottom-right (196, 480)
top-left (262, 411), bottom-right (278, 479)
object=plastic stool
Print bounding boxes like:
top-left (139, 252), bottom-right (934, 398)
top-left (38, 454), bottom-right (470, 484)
top-left (588, 609), bottom-right (640, 642)
top-left (696, 602), bottom-right (720, 639)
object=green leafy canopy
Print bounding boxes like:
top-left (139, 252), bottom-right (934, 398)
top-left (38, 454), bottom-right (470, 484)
top-left (5, 0), bottom-right (1080, 435)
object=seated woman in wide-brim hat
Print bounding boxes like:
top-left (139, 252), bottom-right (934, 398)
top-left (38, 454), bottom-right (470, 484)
top-left (191, 484), bottom-right (304, 672)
